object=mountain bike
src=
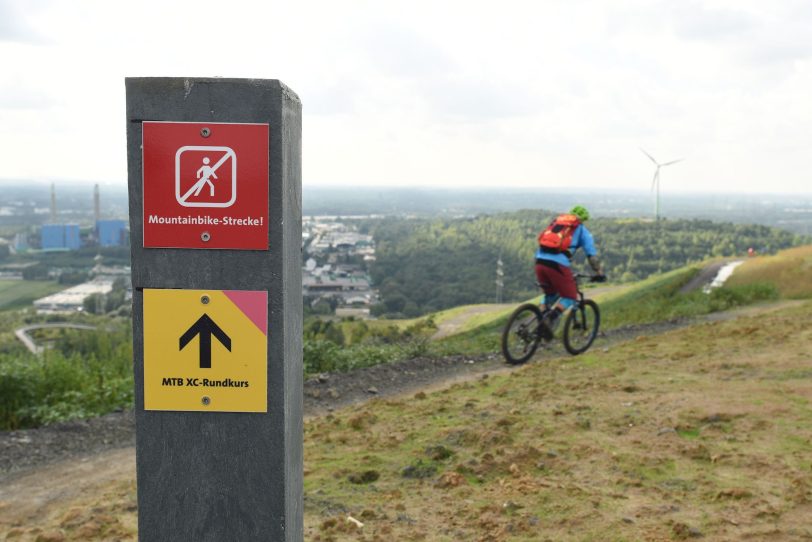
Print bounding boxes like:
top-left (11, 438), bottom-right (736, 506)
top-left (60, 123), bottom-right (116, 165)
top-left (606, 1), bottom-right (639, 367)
top-left (501, 273), bottom-right (602, 364)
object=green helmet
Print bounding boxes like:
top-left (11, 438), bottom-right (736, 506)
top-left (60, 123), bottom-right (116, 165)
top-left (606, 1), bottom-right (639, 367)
top-left (570, 205), bottom-right (590, 222)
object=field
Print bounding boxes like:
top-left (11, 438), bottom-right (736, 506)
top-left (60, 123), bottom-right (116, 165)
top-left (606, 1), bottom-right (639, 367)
top-left (0, 280), bottom-right (61, 311)
top-left (3, 300), bottom-right (811, 541)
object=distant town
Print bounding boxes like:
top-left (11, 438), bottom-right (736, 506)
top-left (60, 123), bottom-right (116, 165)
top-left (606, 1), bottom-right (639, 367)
top-left (303, 216), bottom-right (378, 318)
top-left (0, 183), bottom-right (380, 318)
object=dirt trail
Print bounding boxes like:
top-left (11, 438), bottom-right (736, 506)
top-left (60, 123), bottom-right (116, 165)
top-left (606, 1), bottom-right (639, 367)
top-left (0, 449), bottom-right (134, 531)
top-left (431, 304), bottom-right (513, 339)
top-left (431, 284), bottom-right (625, 340)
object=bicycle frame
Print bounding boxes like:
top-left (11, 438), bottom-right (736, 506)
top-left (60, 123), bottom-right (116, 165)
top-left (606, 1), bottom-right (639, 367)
top-left (538, 273), bottom-right (589, 314)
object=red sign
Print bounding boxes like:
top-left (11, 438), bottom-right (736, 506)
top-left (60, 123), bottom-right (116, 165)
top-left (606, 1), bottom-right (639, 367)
top-left (142, 122), bottom-right (269, 250)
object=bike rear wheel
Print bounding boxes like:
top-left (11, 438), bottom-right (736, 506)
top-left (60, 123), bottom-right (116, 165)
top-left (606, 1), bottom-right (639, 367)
top-left (501, 303), bottom-right (544, 365)
top-left (563, 299), bottom-right (600, 355)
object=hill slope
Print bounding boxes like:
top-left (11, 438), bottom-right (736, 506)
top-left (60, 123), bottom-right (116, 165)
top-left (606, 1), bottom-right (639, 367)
top-left (3, 300), bottom-right (810, 540)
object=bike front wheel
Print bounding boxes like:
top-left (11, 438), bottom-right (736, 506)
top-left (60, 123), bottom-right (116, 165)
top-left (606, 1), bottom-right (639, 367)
top-left (563, 299), bottom-right (600, 355)
top-left (501, 303), bottom-right (544, 365)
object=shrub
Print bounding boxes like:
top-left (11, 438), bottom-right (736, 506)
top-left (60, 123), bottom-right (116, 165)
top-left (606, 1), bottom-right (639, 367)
top-left (708, 283), bottom-right (779, 311)
top-left (0, 326), bottom-right (133, 430)
top-left (0, 348), bottom-right (133, 430)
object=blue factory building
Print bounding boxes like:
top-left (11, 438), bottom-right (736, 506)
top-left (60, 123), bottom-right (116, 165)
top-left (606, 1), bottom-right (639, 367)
top-left (41, 224), bottom-right (81, 250)
top-left (96, 219), bottom-right (127, 247)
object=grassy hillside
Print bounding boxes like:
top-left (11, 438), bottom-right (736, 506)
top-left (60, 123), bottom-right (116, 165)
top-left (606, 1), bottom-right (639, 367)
top-left (727, 245), bottom-right (812, 299)
top-left (301, 302), bottom-right (812, 541)
top-left (433, 262), bottom-right (780, 358)
top-left (11, 300), bottom-right (812, 540)
top-left (434, 244), bottom-right (812, 347)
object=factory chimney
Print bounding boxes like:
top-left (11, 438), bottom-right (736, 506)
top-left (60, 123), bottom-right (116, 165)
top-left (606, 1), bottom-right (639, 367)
top-left (94, 183), bottom-right (101, 222)
top-left (93, 183), bottom-right (101, 241)
top-left (50, 183), bottom-right (57, 223)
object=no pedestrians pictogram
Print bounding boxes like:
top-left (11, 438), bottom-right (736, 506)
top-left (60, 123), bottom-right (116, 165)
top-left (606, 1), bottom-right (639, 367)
top-left (175, 146), bottom-right (237, 208)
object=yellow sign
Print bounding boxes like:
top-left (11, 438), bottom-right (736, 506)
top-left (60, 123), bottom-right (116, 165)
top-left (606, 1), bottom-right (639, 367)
top-left (143, 288), bottom-right (267, 412)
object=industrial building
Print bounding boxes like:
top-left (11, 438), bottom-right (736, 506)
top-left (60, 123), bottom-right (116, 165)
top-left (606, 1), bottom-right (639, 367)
top-left (41, 224), bottom-right (81, 250)
top-left (96, 219), bottom-right (128, 247)
top-left (33, 278), bottom-right (114, 313)
top-left (12, 233), bottom-right (28, 251)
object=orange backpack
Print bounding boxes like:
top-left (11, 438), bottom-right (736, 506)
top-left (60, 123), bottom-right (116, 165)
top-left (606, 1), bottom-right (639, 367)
top-left (538, 214), bottom-right (581, 254)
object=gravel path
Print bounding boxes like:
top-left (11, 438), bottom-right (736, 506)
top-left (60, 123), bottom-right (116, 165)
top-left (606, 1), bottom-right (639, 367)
top-left (0, 317), bottom-right (696, 482)
top-left (0, 353), bottom-right (507, 480)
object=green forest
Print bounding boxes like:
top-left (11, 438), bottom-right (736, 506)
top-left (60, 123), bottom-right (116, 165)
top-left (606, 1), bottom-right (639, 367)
top-left (367, 210), bottom-right (807, 317)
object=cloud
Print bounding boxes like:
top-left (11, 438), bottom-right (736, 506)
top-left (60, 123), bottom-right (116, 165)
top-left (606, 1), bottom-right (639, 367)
top-left (0, 85), bottom-right (57, 110)
top-left (670, 2), bottom-right (757, 41)
top-left (418, 76), bottom-right (538, 122)
top-left (667, 1), bottom-right (812, 66)
top-left (302, 80), bottom-right (361, 116)
top-left (0, 0), bottom-right (47, 43)
top-left (356, 21), bottom-right (452, 78)
top-left (746, 40), bottom-right (812, 65)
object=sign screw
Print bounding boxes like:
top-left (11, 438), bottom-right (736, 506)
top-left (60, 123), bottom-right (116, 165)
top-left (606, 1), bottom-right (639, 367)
top-left (201, 295), bottom-right (210, 305)
top-left (201, 231), bottom-right (211, 242)
top-left (201, 396), bottom-right (211, 406)
top-left (200, 127), bottom-right (211, 138)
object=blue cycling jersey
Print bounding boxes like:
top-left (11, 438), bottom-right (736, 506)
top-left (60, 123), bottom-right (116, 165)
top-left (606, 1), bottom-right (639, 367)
top-left (534, 224), bottom-right (597, 267)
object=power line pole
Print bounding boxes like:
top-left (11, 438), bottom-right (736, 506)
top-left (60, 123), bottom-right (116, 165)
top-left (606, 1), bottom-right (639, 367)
top-left (495, 255), bottom-right (504, 303)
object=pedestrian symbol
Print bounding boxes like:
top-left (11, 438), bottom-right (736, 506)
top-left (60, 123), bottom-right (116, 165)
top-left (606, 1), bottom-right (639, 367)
top-left (195, 157), bottom-right (217, 197)
top-left (175, 145), bottom-right (237, 208)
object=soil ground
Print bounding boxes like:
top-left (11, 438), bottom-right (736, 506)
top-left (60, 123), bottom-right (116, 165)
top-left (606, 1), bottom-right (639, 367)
top-left (0, 299), bottom-right (806, 541)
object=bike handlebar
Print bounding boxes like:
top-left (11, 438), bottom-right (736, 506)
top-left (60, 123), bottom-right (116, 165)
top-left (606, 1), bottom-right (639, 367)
top-left (574, 273), bottom-right (607, 283)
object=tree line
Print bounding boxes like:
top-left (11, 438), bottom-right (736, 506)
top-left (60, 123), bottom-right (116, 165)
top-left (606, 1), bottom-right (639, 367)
top-left (365, 210), bottom-right (807, 317)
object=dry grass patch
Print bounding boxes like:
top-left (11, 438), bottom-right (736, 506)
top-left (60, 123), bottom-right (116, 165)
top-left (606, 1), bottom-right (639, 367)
top-left (1, 480), bottom-right (136, 541)
top-left (728, 244), bottom-right (812, 299)
top-left (303, 301), bottom-right (812, 541)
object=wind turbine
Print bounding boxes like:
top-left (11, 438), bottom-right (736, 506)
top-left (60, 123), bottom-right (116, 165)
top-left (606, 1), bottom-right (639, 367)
top-left (640, 148), bottom-right (682, 221)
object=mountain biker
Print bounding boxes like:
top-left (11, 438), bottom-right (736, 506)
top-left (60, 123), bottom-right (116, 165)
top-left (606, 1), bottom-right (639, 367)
top-left (535, 205), bottom-right (605, 339)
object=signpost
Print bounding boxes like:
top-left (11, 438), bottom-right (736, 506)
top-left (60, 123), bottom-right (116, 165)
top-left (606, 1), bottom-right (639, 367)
top-left (126, 78), bottom-right (302, 541)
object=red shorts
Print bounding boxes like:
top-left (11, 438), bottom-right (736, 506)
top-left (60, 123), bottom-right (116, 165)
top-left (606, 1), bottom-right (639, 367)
top-left (535, 260), bottom-right (578, 300)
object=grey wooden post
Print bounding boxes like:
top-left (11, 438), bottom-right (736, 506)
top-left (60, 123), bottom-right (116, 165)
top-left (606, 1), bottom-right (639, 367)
top-left (126, 77), bottom-right (302, 541)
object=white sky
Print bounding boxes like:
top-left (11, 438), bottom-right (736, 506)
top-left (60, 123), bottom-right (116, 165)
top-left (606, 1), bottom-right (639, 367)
top-left (1, 0), bottom-right (811, 194)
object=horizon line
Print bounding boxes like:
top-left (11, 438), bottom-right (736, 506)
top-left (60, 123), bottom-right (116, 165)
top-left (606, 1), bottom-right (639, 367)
top-left (1, 178), bottom-right (810, 198)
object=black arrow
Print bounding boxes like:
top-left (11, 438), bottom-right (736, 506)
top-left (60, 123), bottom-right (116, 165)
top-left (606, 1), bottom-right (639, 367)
top-left (179, 313), bottom-right (231, 369)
